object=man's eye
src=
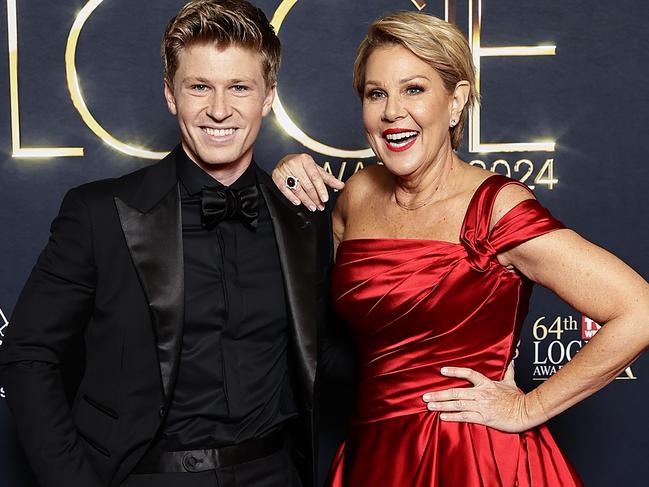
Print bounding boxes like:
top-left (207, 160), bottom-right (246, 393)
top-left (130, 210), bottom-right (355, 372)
top-left (192, 84), bottom-right (208, 92)
top-left (232, 85), bottom-right (248, 93)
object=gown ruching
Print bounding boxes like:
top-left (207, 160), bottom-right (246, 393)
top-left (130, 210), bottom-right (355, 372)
top-left (327, 175), bottom-right (583, 486)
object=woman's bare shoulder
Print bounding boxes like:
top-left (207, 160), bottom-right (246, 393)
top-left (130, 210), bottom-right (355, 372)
top-left (340, 164), bottom-right (391, 202)
top-left (455, 162), bottom-right (534, 225)
top-left (347, 163), bottom-right (390, 188)
top-left (490, 180), bottom-right (536, 229)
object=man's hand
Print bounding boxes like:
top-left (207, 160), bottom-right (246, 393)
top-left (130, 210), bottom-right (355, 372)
top-left (272, 153), bottom-right (345, 211)
top-left (421, 363), bottom-right (548, 433)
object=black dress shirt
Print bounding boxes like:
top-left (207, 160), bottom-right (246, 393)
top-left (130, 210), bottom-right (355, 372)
top-left (160, 149), bottom-right (297, 450)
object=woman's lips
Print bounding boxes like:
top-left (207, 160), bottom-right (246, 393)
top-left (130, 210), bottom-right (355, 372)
top-left (382, 129), bottom-right (419, 152)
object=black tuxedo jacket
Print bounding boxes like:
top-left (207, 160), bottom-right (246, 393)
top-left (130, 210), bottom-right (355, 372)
top-left (0, 150), bottom-right (344, 487)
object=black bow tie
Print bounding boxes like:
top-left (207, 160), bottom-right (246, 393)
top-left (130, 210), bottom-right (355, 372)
top-left (200, 185), bottom-right (259, 230)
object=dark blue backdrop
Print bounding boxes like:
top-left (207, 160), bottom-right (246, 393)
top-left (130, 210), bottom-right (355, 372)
top-left (1, 1), bottom-right (648, 485)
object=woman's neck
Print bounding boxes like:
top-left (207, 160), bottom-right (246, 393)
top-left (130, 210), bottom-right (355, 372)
top-left (393, 147), bottom-right (459, 210)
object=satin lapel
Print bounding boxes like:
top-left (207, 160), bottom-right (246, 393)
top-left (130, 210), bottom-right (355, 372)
top-left (259, 182), bottom-right (318, 392)
top-left (114, 186), bottom-right (183, 401)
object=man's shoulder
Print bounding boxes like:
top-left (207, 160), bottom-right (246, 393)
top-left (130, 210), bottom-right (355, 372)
top-left (253, 163), bottom-right (274, 188)
top-left (71, 155), bottom-right (175, 209)
top-left (75, 165), bottom-right (148, 195)
top-left (75, 161), bottom-right (161, 193)
top-left (254, 163), bottom-right (289, 209)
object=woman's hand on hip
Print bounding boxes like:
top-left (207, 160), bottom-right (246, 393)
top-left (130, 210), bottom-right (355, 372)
top-left (422, 364), bottom-right (548, 433)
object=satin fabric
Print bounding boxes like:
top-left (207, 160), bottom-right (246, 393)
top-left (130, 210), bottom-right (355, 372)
top-left (327, 176), bottom-right (583, 486)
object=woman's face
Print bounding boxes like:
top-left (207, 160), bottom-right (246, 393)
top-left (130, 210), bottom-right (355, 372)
top-left (362, 44), bottom-right (458, 179)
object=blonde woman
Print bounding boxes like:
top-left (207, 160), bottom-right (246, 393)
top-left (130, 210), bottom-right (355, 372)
top-left (273, 11), bottom-right (649, 486)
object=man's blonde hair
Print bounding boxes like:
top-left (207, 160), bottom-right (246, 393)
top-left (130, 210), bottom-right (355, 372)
top-left (161, 0), bottom-right (281, 88)
top-left (352, 11), bottom-right (478, 150)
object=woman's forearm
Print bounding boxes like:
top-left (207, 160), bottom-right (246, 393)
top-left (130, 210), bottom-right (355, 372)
top-left (524, 310), bottom-right (649, 427)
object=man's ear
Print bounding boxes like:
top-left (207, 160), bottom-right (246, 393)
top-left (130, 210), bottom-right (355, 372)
top-left (262, 83), bottom-right (276, 117)
top-left (164, 78), bottom-right (178, 116)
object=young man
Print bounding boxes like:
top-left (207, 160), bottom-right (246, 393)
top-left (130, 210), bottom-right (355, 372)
top-left (0, 2), bottom-right (348, 486)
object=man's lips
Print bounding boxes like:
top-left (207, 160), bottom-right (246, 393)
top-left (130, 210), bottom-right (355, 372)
top-left (201, 127), bottom-right (237, 137)
top-left (382, 128), bottom-right (419, 152)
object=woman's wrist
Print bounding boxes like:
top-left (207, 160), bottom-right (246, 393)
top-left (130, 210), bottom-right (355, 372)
top-left (523, 389), bottom-right (551, 429)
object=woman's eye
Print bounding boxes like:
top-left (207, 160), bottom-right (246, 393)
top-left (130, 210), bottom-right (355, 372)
top-left (366, 90), bottom-right (385, 100)
top-left (406, 85), bottom-right (423, 95)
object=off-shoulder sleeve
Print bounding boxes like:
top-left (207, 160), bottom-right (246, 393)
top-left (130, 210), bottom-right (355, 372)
top-left (460, 175), bottom-right (565, 270)
top-left (489, 198), bottom-right (565, 253)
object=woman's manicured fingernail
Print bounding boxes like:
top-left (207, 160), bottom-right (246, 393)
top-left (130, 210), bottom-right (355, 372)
top-left (441, 367), bottom-right (449, 374)
top-left (422, 394), bottom-right (430, 402)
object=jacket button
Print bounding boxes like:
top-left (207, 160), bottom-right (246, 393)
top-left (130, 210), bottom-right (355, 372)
top-left (182, 452), bottom-right (206, 472)
top-left (158, 406), bottom-right (166, 418)
top-left (183, 453), bottom-right (202, 472)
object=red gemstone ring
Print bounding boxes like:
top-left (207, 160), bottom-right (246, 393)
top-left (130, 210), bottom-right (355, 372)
top-left (285, 175), bottom-right (299, 191)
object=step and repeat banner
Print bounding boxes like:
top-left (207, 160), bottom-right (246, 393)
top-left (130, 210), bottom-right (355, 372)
top-left (1, 1), bottom-right (648, 486)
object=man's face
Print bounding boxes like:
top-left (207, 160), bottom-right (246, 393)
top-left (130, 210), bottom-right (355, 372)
top-left (165, 43), bottom-right (275, 174)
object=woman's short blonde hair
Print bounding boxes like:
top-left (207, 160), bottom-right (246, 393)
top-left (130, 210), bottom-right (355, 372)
top-left (161, 0), bottom-right (281, 88)
top-left (352, 11), bottom-right (478, 150)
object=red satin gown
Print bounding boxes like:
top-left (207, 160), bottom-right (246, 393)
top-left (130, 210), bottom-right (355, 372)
top-left (327, 176), bottom-right (583, 486)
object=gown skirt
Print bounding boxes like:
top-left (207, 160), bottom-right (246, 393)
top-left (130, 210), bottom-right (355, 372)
top-left (326, 175), bottom-right (584, 486)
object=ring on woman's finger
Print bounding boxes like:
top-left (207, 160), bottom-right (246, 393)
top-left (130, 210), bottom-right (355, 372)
top-left (285, 175), bottom-right (300, 191)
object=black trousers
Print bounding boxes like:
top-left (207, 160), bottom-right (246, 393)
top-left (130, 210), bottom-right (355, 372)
top-left (121, 448), bottom-right (303, 487)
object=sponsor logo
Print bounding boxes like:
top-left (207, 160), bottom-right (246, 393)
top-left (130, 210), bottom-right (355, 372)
top-left (531, 314), bottom-right (635, 380)
top-left (581, 315), bottom-right (601, 340)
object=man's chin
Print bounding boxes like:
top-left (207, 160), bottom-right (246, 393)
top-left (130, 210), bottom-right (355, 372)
top-left (188, 147), bottom-right (236, 167)
top-left (197, 153), bottom-right (242, 167)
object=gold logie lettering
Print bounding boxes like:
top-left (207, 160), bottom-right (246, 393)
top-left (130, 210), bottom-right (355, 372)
top-left (323, 161), bottom-right (347, 181)
top-left (65, 0), bottom-right (166, 159)
top-left (490, 159), bottom-right (511, 178)
top-left (411, 1), bottom-right (427, 11)
top-left (468, 0), bottom-right (556, 153)
top-left (619, 367), bottom-right (636, 380)
top-left (468, 158), bottom-right (557, 190)
top-left (445, 0), bottom-right (456, 23)
top-left (7, 0), bottom-right (83, 158)
top-left (405, 1), bottom-right (556, 153)
top-left (514, 159), bottom-right (535, 188)
top-left (7, 0), bottom-right (559, 160)
top-left (322, 161), bottom-right (366, 182)
top-left (270, 0), bottom-right (374, 159)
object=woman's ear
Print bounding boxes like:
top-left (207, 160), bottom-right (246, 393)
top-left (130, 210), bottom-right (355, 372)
top-left (450, 80), bottom-right (470, 122)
